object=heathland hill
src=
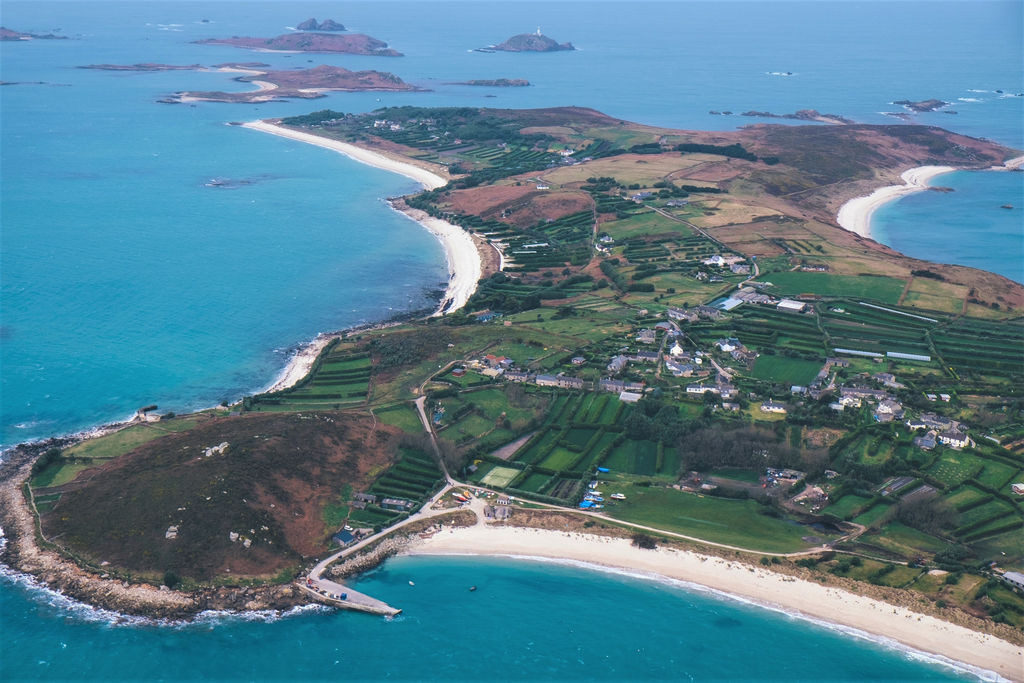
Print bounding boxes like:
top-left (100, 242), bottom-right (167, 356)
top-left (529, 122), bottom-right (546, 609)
top-left (36, 412), bottom-right (406, 580)
top-left (296, 18), bottom-right (346, 32)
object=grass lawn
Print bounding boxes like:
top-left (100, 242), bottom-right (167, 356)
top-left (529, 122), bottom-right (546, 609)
top-left (759, 272), bottom-right (906, 304)
top-left (601, 212), bottom-right (691, 241)
top-left (374, 403), bottom-right (423, 434)
top-left (749, 354), bottom-right (823, 385)
top-left (605, 483), bottom-right (817, 553)
top-left (711, 468), bottom-right (760, 483)
top-left (853, 502), bottom-right (892, 527)
top-left (824, 494), bottom-right (871, 520)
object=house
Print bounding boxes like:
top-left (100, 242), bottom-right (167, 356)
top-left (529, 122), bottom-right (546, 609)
top-left (607, 355), bottom-right (629, 374)
top-left (840, 386), bottom-right (890, 402)
top-left (504, 371), bottom-right (533, 383)
top-left (332, 530), bottom-right (356, 546)
top-left (776, 299), bottom-right (807, 313)
top-left (939, 393), bottom-right (951, 402)
top-left (730, 263), bottom-right (751, 275)
top-left (731, 347), bottom-right (757, 363)
top-left (717, 382), bottom-right (737, 398)
top-left (634, 351), bottom-right (660, 363)
top-left (872, 372), bottom-right (905, 389)
top-left (667, 308), bottom-right (699, 323)
top-left (665, 360), bottom-right (694, 377)
top-left (483, 354), bottom-right (513, 369)
top-left (571, 356), bottom-right (586, 365)
top-left (791, 385), bottom-right (806, 395)
top-left (669, 341), bottom-right (687, 357)
top-left (760, 401), bottom-right (787, 414)
top-left (637, 329), bottom-right (657, 344)
top-left (535, 184), bottom-right (550, 190)
top-left (913, 432), bottom-right (937, 450)
top-left (703, 254), bottom-right (727, 267)
top-left (353, 493), bottom-right (378, 505)
top-left (619, 391), bottom-right (643, 403)
top-left (598, 234), bottom-right (615, 244)
top-left (716, 338), bottom-right (739, 353)
top-left (937, 429), bottom-right (970, 449)
top-left (686, 384), bottom-right (719, 395)
top-left (874, 399), bottom-right (905, 422)
top-left (496, 495), bottom-right (511, 506)
top-left (535, 374), bottom-right (585, 390)
top-left (826, 357), bottom-right (850, 368)
top-left (630, 191), bottom-right (653, 202)
top-left (654, 321), bottom-right (673, 332)
top-left (600, 378), bottom-right (644, 393)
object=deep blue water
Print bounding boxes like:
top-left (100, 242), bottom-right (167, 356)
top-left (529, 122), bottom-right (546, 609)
top-left (1, 2), bottom-right (1021, 679)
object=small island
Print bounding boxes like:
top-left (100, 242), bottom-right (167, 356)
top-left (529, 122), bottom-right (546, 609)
top-left (194, 33), bottom-right (402, 56)
top-left (892, 99), bottom-right (950, 113)
top-left (1, 26), bottom-right (67, 41)
top-left (453, 78), bottom-right (530, 87)
top-left (482, 31), bottom-right (574, 52)
top-left (160, 64), bottom-right (425, 104)
top-left (740, 109), bottom-right (855, 125)
top-left (296, 18), bottom-right (346, 32)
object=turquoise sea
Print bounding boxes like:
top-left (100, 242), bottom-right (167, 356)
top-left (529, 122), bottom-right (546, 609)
top-left (1, 1), bottom-right (1021, 679)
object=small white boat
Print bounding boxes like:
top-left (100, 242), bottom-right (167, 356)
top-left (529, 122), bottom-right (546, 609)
top-left (610, 493), bottom-right (626, 500)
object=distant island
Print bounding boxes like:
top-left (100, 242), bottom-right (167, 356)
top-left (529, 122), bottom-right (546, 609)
top-left (159, 64), bottom-right (425, 104)
top-left (0, 26), bottom-right (67, 41)
top-left (479, 31), bottom-right (574, 52)
top-left (454, 79), bottom-right (530, 87)
top-left (194, 33), bottom-right (402, 56)
top-left (80, 63), bottom-right (204, 72)
top-left (296, 18), bottom-right (346, 31)
top-left (740, 109), bottom-right (855, 125)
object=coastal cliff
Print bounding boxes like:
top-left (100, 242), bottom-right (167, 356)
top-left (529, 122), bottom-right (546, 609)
top-left (296, 18), bottom-right (346, 32)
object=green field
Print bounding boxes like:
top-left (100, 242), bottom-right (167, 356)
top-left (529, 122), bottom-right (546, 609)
top-left (927, 451), bottom-right (983, 489)
top-left (760, 272), bottom-right (906, 304)
top-left (606, 483), bottom-right (819, 553)
top-left (375, 403), bottom-right (423, 434)
top-left (749, 354), bottom-right (823, 385)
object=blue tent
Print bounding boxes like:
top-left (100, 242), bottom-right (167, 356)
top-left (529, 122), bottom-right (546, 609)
top-left (578, 501), bottom-right (594, 509)
top-left (596, 467), bottom-right (610, 473)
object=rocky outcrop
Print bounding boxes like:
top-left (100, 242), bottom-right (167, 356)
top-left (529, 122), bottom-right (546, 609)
top-left (296, 18), bottom-right (346, 31)
top-left (455, 78), bottom-right (530, 87)
top-left (490, 33), bottom-right (574, 52)
top-left (741, 109), bottom-right (854, 125)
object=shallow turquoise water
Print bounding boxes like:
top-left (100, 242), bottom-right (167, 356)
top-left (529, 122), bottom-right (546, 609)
top-left (0, 554), bottom-right (976, 680)
top-left (873, 170), bottom-right (1024, 283)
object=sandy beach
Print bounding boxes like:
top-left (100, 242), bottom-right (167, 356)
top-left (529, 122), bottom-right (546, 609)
top-left (837, 166), bottom-right (956, 239)
top-left (242, 121), bottom-right (481, 317)
top-left (407, 525), bottom-right (1023, 681)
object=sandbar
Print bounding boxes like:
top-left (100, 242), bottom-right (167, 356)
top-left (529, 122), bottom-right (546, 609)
top-left (406, 525), bottom-right (1023, 681)
top-left (836, 165), bottom-right (956, 239)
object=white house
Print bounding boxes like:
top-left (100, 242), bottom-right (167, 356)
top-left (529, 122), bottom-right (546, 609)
top-left (760, 401), bottom-right (787, 414)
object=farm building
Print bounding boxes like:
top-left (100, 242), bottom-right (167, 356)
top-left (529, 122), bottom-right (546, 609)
top-left (759, 401), bottom-right (787, 414)
top-left (776, 299), bottom-right (806, 313)
top-left (619, 391), bottom-right (643, 403)
top-left (1003, 572), bottom-right (1024, 591)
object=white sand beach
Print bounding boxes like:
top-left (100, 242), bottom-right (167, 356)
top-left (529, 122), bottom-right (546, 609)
top-left (836, 166), bottom-right (956, 239)
top-left (407, 525), bottom-right (1023, 681)
top-left (261, 334), bottom-right (336, 394)
top-left (241, 120), bottom-right (482, 316)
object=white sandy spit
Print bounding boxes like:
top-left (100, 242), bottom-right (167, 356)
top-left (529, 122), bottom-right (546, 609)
top-left (406, 525), bottom-right (1023, 681)
top-left (837, 166), bottom-right (956, 239)
top-left (241, 120), bottom-right (480, 317)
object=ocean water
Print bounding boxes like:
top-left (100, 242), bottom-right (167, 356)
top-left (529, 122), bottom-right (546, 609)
top-left (1, 2), bottom-right (1021, 678)
top-left (0, 554), bottom-right (978, 681)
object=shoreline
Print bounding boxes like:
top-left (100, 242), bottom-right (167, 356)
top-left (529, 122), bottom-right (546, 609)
top-left (405, 525), bottom-right (1023, 681)
top-left (836, 155), bottom-right (1024, 241)
top-left (836, 165), bottom-right (956, 239)
top-left (241, 120), bottom-right (482, 316)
